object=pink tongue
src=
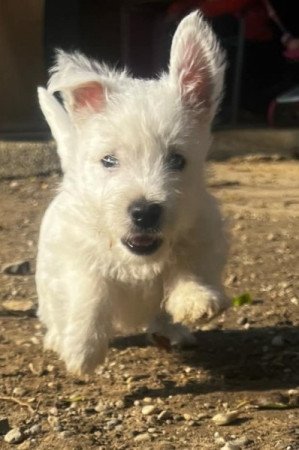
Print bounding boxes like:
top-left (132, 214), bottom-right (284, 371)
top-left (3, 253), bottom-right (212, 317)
top-left (131, 235), bottom-right (154, 246)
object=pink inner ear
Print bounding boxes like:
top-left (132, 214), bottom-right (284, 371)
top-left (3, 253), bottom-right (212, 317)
top-left (72, 81), bottom-right (105, 112)
top-left (179, 41), bottom-right (211, 108)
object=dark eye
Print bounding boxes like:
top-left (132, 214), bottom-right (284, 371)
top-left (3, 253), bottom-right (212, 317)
top-left (166, 152), bottom-right (186, 171)
top-left (101, 155), bottom-right (119, 168)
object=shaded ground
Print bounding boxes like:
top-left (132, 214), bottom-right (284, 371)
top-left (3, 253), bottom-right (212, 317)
top-left (0, 156), bottom-right (298, 450)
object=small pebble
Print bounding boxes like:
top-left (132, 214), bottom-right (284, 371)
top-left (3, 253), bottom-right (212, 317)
top-left (221, 444), bottom-right (240, 450)
top-left (12, 387), bottom-right (26, 396)
top-left (48, 407), bottom-right (58, 416)
top-left (288, 389), bottom-right (299, 396)
top-left (106, 418), bottom-right (120, 428)
top-left (28, 362), bottom-right (44, 376)
top-left (94, 402), bottom-right (109, 413)
top-left (237, 316), bottom-right (248, 326)
top-left (28, 424), bottom-right (41, 435)
top-left (115, 400), bottom-right (125, 409)
top-left (4, 428), bottom-right (24, 444)
top-left (183, 413), bottom-right (193, 421)
top-left (134, 432), bottom-right (151, 442)
top-left (17, 442), bottom-right (31, 450)
top-left (225, 274), bottom-right (238, 285)
top-left (230, 436), bottom-right (251, 446)
top-left (142, 405), bottom-right (157, 416)
top-left (201, 323), bottom-right (219, 331)
top-left (30, 337), bottom-right (39, 345)
top-left (212, 411), bottom-right (240, 426)
top-left (47, 416), bottom-right (60, 428)
top-left (59, 430), bottom-right (73, 438)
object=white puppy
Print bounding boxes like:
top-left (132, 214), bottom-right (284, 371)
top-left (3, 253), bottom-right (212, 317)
top-left (36, 11), bottom-right (229, 375)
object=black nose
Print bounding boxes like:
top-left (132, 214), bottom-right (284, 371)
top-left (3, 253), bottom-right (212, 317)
top-left (129, 200), bottom-right (163, 230)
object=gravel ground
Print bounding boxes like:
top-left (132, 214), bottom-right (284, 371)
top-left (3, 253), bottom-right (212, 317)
top-left (0, 156), bottom-right (298, 450)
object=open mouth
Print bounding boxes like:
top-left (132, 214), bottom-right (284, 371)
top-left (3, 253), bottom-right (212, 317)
top-left (122, 234), bottom-right (162, 255)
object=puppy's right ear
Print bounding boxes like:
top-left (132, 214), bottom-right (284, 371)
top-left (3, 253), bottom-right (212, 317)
top-left (48, 51), bottom-right (113, 123)
top-left (38, 87), bottom-right (75, 172)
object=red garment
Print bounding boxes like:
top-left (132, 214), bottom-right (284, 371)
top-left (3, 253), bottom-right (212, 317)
top-left (168, 0), bottom-right (274, 42)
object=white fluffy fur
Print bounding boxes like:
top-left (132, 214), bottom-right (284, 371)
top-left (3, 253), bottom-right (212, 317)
top-left (36, 12), bottom-right (229, 375)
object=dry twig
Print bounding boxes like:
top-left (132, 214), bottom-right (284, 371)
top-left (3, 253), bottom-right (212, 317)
top-left (0, 395), bottom-right (35, 414)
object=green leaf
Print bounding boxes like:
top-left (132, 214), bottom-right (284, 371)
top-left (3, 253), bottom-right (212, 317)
top-left (232, 292), bottom-right (252, 307)
top-left (257, 402), bottom-right (290, 410)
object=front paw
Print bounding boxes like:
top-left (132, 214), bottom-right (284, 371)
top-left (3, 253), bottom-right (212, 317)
top-left (148, 316), bottom-right (197, 348)
top-left (166, 282), bottom-right (227, 326)
top-left (61, 333), bottom-right (108, 375)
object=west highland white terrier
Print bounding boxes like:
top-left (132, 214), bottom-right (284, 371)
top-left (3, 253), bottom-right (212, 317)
top-left (36, 11), bottom-right (229, 375)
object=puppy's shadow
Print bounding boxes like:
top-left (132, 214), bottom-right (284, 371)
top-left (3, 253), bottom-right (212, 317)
top-left (112, 326), bottom-right (299, 401)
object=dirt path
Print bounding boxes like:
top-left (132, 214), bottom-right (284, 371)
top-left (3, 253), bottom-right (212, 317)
top-left (0, 157), bottom-right (298, 450)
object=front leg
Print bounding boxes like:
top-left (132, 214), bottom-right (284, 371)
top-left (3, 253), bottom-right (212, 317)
top-left (59, 276), bottom-right (112, 375)
top-left (165, 273), bottom-right (228, 326)
top-left (148, 311), bottom-right (197, 348)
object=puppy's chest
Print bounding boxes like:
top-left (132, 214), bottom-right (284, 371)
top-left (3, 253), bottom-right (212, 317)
top-left (111, 278), bottom-right (163, 315)
top-left (110, 278), bottom-right (163, 331)
top-left (111, 278), bottom-right (163, 305)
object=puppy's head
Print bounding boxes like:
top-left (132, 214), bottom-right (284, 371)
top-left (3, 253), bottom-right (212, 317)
top-left (38, 12), bottom-right (225, 274)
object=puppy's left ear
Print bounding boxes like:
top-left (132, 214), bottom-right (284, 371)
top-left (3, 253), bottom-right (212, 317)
top-left (169, 11), bottom-right (226, 117)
